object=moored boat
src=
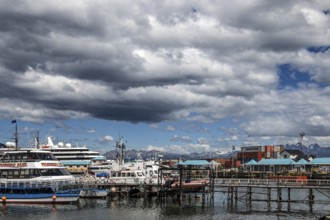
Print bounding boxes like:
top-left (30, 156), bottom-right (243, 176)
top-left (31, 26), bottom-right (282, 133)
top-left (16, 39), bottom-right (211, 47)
top-left (0, 186), bottom-right (79, 204)
top-left (95, 169), bottom-right (147, 185)
top-left (39, 136), bottom-right (101, 174)
top-left (170, 179), bottom-right (210, 189)
top-left (0, 150), bottom-right (80, 204)
top-left (79, 188), bottom-right (109, 198)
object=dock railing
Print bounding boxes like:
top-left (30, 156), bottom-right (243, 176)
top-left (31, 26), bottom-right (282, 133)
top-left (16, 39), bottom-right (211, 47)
top-left (213, 178), bottom-right (330, 188)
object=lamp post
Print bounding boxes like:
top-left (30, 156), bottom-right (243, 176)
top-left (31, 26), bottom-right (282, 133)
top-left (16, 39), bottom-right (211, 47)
top-left (231, 146), bottom-right (235, 169)
top-left (300, 132), bottom-right (305, 153)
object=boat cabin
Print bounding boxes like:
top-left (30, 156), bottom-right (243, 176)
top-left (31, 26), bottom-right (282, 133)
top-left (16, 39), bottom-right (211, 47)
top-left (0, 151), bottom-right (71, 179)
top-left (0, 151), bottom-right (57, 162)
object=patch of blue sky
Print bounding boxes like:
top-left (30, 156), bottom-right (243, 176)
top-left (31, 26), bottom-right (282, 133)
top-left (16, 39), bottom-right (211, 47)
top-left (323, 9), bottom-right (330, 15)
top-left (307, 46), bottom-right (330, 53)
top-left (277, 64), bottom-right (314, 89)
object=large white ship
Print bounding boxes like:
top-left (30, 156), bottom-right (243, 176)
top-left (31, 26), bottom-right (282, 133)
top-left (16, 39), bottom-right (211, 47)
top-left (39, 137), bottom-right (101, 174)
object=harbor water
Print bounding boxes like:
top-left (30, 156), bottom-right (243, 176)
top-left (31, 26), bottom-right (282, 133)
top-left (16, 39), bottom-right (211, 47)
top-left (1, 190), bottom-right (330, 220)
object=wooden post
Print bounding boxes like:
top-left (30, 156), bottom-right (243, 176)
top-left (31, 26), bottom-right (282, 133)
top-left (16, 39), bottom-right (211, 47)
top-left (178, 167), bottom-right (183, 203)
top-left (309, 188), bottom-right (314, 213)
top-left (277, 187), bottom-right (282, 210)
top-left (227, 186), bottom-right (231, 202)
top-left (288, 188), bottom-right (291, 212)
top-left (267, 187), bottom-right (271, 210)
top-left (277, 187), bottom-right (282, 201)
top-left (230, 186), bottom-right (234, 207)
top-left (143, 183), bottom-right (147, 198)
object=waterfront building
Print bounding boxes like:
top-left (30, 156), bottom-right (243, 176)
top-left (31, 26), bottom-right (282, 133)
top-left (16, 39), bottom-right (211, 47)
top-left (310, 157), bottom-right (330, 173)
top-left (245, 158), bottom-right (299, 173)
top-left (280, 149), bottom-right (304, 160)
top-left (237, 145), bottom-right (284, 164)
top-left (178, 160), bottom-right (213, 169)
top-left (244, 157), bottom-right (330, 176)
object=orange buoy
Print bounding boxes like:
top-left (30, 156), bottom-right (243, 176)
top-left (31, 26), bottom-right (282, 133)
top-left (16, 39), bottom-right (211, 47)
top-left (1, 195), bottom-right (6, 203)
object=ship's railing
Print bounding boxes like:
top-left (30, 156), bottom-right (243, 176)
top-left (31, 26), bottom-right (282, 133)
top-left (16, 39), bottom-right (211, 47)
top-left (75, 173), bottom-right (160, 186)
top-left (0, 179), bottom-right (76, 190)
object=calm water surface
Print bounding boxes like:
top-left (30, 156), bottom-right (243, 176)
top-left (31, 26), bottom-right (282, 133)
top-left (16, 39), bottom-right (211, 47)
top-left (1, 190), bottom-right (329, 220)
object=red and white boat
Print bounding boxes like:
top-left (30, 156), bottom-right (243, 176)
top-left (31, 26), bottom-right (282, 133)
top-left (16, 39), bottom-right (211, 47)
top-left (171, 179), bottom-right (210, 189)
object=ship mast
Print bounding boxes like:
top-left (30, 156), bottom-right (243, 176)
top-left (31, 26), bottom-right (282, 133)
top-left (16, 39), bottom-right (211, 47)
top-left (116, 136), bottom-right (126, 165)
top-left (35, 130), bottom-right (40, 149)
top-left (12, 120), bottom-right (18, 150)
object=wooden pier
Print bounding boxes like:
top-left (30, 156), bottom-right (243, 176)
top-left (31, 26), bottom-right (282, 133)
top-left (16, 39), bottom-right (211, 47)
top-left (76, 172), bottom-right (330, 213)
top-left (214, 178), bottom-right (330, 212)
top-left (76, 167), bottom-right (216, 202)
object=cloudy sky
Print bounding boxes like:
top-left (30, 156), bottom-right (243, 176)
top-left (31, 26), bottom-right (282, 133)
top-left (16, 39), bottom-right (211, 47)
top-left (0, 0), bottom-right (330, 154)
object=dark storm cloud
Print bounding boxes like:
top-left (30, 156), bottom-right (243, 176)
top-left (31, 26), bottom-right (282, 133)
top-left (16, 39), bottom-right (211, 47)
top-left (1, 0), bottom-right (330, 144)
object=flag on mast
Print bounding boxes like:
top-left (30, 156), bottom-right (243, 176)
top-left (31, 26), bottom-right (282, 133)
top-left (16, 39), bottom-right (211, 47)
top-left (11, 120), bottom-right (16, 124)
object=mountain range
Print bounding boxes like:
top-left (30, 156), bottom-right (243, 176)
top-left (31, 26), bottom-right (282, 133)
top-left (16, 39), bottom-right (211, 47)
top-left (103, 143), bottom-right (330, 161)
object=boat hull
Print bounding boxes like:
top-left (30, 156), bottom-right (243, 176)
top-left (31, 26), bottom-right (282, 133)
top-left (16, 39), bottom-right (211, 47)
top-left (1, 193), bottom-right (79, 204)
top-left (171, 180), bottom-right (210, 189)
top-left (80, 189), bottom-right (109, 198)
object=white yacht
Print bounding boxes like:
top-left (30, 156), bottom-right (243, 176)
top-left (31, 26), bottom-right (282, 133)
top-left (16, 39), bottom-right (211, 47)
top-left (0, 150), bottom-right (80, 203)
top-left (88, 156), bottom-right (116, 175)
top-left (93, 137), bottom-right (164, 185)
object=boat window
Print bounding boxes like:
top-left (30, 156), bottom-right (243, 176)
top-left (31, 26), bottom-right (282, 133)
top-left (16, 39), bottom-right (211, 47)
top-left (0, 170), bottom-right (7, 178)
top-left (6, 170), bottom-right (13, 178)
top-left (137, 172), bottom-right (142, 177)
top-left (131, 172), bottom-right (136, 177)
top-left (15, 154), bottom-right (22, 161)
top-left (7, 154), bottom-right (14, 161)
top-left (40, 153), bottom-right (55, 160)
top-left (13, 170), bottom-right (19, 178)
top-left (19, 169), bottom-right (30, 178)
top-left (2, 154), bottom-right (9, 160)
top-left (22, 154), bottom-right (28, 160)
top-left (39, 169), bottom-right (60, 176)
top-left (60, 168), bottom-right (71, 175)
top-left (31, 169), bottom-right (41, 177)
top-left (51, 169), bottom-right (63, 176)
top-left (44, 169), bottom-right (55, 176)
top-left (11, 189), bottom-right (25, 194)
top-left (39, 169), bottom-right (48, 176)
top-left (28, 153), bottom-right (39, 160)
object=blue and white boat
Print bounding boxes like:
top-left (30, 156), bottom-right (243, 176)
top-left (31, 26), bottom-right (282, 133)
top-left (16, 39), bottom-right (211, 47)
top-left (0, 150), bottom-right (80, 204)
top-left (79, 188), bottom-right (109, 198)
